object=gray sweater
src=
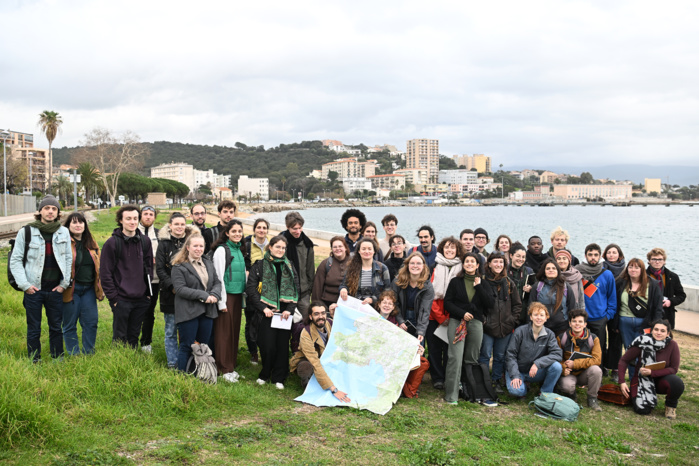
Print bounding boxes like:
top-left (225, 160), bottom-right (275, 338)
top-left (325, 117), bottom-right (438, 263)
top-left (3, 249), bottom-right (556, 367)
top-left (505, 323), bottom-right (562, 379)
top-left (172, 258), bottom-right (221, 325)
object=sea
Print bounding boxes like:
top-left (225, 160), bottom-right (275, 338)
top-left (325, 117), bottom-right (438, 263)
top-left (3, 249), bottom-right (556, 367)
top-left (260, 205), bottom-right (699, 285)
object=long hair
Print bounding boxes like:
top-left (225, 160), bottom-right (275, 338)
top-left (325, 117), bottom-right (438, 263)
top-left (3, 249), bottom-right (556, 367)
top-left (63, 212), bottom-right (99, 251)
top-left (603, 243), bottom-right (625, 261)
top-left (619, 258), bottom-right (650, 298)
top-left (535, 258), bottom-right (565, 312)
top-left (395, 252), bottom-right (431, 290)
top-left (494, 234), bottom-right (512, 252)
top-left (457, 253), bottom-right (482, 278)
top-left (171, 233), bottom-right (205, 265)
top-left (344, 238), bottom-right (376, 296)
top-left (211, 220), bottom-right (247, 256)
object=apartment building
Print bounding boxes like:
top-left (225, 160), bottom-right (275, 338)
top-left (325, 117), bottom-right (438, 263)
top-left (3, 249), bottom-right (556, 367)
top-left (2, 130), bottom-right (50, 191)
top-left (437, 169), bottom-right (478, 185)
top-left (644, 178), bottom-right (662, 194)
top-left (452, 154), bottom-right (492, 173)
top-left (394, 168), bottom-right (429, 186)
top-left (238, 175), bottom-right (269, 201)
top-left (553, 184), bottom-right (632, 200)
top-left (151, 163), bottom-right (196, 193)
top-left (367, 174), bottom-right (406, 191)
top-left (406, 139), bottom-right (439, 182)
top-left (321, 157), bottom-right (378, 180)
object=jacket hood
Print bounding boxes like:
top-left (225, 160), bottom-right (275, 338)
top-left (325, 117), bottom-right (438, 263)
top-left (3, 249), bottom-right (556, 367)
top-left (158, 223), bottom-right (200, 241)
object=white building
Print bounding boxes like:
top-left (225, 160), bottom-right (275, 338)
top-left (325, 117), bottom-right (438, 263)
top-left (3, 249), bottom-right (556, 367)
top-left (150, 162), bottom-right (196, 193)
top-left (238, 175), bottom-right (269, 201)
top-left (395, 168), bottom-right (429, 185)
top-left (438, 169), bottom-right (478, 185)
top-left (342, 178), bottom-right (372, 194)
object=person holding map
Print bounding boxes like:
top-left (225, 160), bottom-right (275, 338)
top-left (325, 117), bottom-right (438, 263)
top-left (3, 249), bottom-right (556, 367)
top-left (246, 235), bottom-right (300, 390)
top-left (391, 252), bottom-right (435, 343)
top-left (290, 302), bottom-right (351, 403)
top-left (339, 238), bottom-right (391, 306)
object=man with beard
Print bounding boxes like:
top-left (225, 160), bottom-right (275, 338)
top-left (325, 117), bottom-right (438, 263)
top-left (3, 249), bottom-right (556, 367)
top-left (412, 225), bottom-right (437, 269)
top-left (575, 243), bottom-right (616, 374)
top-left (138, 206), bottom-right (160, 354)
top-left (340, 209), bottom-right (366, 254)
top-left (190, 204), bottom-right (208, 231)
top-left (282, 211), bottom-right (315, 319)
top-left (290, 303), bottom-right (351, 402)
top-left (203, 200), bottom-right (236, 254)
top-left (524, 235), bottom-right (547, 273)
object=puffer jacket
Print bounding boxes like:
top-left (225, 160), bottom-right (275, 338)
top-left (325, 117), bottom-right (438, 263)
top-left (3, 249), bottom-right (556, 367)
top-left (483, 277), bottom-right (522, 339)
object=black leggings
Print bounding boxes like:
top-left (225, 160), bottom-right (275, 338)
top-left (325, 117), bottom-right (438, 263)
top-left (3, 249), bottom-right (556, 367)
top-left (634, 374), bottom-right (685, 414)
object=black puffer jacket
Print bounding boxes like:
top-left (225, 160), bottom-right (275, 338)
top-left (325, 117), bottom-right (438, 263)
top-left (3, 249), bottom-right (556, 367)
top-left (483, 277), bottom-right (522, 339)
top-left (155, 224), bottom-right (200, 313)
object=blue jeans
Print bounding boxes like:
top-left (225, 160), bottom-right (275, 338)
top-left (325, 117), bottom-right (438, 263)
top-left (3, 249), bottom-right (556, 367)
top-left (506, 363), bottom-right (563, 397)
top-left (619, 316), bottom-right (644, 379)
top-left (62, 283), bottom-right (99, 355)
top-left (163, 313), bottom-right (178, 368)
top-left (478, 332), bottom-right (512, 382)
top-left (177, 314), bottom-right (214, 371)
top-left (24, 289), bottom-right (64, 361)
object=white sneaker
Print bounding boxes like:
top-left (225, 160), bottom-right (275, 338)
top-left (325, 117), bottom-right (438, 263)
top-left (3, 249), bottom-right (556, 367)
top-left (256, 378), bottom-right (266, 385)
top-left (222, 372), bottom-right (239, 383)
top-left (141, 345), bottom-right (152, 354)
top-left (275, 383), bottom-right (284, 390)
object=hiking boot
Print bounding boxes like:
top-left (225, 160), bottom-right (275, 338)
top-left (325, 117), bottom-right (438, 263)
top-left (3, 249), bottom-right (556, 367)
top-left (665, 407), bottom-right (676, 420)
top-left (587, 396), bottom-right (602, 412)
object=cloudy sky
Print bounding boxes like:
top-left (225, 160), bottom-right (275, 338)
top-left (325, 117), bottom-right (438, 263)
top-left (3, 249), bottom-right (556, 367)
top-left (2, 0), bottom-right (698, 167)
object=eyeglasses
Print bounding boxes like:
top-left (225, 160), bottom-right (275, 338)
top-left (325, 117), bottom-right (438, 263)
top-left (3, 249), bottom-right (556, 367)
top-left (649, 258), bottom-right (664, 262)
top-left (475, 235), bottom-right (487, 239)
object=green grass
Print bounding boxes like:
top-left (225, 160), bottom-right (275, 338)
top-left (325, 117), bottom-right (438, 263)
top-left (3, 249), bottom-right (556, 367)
top-left (1, 209), bottom-right (698, 464)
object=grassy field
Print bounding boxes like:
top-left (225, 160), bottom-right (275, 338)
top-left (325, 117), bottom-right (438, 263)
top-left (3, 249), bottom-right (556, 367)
top-left (1, 209), bottom-right (698, 465)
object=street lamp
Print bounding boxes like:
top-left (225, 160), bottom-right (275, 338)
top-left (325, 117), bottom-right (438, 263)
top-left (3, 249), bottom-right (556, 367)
top-left (0, 129), bottom-right (11, 217)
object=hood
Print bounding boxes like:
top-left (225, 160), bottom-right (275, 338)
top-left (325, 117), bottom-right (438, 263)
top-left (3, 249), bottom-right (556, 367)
top-left (158, 223), bottom-right (200, 241)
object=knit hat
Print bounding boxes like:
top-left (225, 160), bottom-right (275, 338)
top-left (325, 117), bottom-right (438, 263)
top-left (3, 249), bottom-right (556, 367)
top-left (39, 195), bottom-right (60, 212)
top-left (474, 227), bottom-right (489, 241)
top-left (554, 249), bottom-right (572, 263)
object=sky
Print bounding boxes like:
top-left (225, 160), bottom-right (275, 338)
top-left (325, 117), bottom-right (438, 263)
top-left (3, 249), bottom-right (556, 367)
top-left (2, 0), bottom-right (699, 167)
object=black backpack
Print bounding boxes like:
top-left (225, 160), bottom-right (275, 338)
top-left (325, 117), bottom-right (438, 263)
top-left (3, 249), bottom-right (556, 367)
top-left (461, 363), bottom-right (498, 403)
top-left (8, 226), bottom-right (32, 291)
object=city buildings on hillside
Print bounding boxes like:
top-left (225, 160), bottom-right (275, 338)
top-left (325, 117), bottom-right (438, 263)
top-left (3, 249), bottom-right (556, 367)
top-left (150, 162), bottom-right (230, 194)
top-left (452, 154), bottom-right (492, 173)
top-left (539, 171), bottom-right (564, 183)
top-left (1, 130), bottom-right (50, 191)
top-left (406, 139), bottom-right (439, 182)
top-left (238, 175), bottom-right (269, 201)
top-left (394, 168), bottom-right (428, 185)
top-left (321, 157), bottom-right (378, 180)
top-left (368, 173), bottom-right (406, 191)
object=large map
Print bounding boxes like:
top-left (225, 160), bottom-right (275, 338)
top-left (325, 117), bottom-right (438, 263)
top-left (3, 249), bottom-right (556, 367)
top-left (295, 299), bottom-right (421, 415)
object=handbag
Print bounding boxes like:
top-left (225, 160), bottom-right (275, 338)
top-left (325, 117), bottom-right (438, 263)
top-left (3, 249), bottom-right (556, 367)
top-left (597, 383), bottom-right (631, 406)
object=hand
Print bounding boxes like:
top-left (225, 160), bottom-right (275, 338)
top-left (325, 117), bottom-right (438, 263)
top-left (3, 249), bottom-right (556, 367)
top-left (529, 364), bottom-right (538, 378)
top-left (361, 297), bottom-right (373, 305)
top-left (329, 303), bottom-right (337, 317)
top-left (399, 323), bottom-right (408, 331)
top-left (523, 284), bottom-right (532, 293)
top-left (264, 308), bottom-right (275, 318)
top-left (620, 382), bottom-right (630, 398)
top-left (205, 295), bottom-right (218, 304)
top-left (25, 285), bottom-right (39, 295)
top-left (417, 335), bottom-right (424, 343)
top-left (281, 311), bottom-right (291, 320)
top-left (333, 389), bottom-right (351, 403)
top-left (440, 320), bottom-right (449, 327)
top-left (417, 345), bottom-right (425, 356)
top-left (663, 299), bottom-right (671, 308)
top-left (639, 367), bottom-right (651, 377)
top-left (53, 285), bottom-right (64, 293)
top-left (564, 368), bottom-right (571, 376)
top-left (474, 276), bottom-right (481, 286)
top-left (340, 289), bottom-right (348, 300)
top-left (464, 312), bottom-right (473, 322)
top-left (564, 360), bottom-right (574, 369)
top-left (511, 378), bottom-right (522, 389)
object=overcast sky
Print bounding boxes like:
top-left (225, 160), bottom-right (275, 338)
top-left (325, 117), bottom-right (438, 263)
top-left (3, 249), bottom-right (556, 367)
top-left (2, 0), bottom-right (698, 167)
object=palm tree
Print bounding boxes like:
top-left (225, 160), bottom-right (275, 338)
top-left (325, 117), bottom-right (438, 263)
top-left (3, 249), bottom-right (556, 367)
top-left (77, 162), bottom-right (101, 206)
top-left (37, 110), bottom-right (63, 194)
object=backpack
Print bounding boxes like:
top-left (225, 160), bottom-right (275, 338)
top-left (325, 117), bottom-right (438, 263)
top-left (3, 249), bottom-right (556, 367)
top-left (461, 363), bottom-right (498, 403)
top-left (8, 225), bottom-right (32, 291)
top-left (185, 342), bottom-right (217, 384)
top-left (559, 331), bottom-right (594, 353)
top-left (529, 392), bottom-right (580, 421)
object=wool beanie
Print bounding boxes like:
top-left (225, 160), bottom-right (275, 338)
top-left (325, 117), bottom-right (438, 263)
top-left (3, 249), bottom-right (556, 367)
top-left (39, 195), bottom-right (60, 212)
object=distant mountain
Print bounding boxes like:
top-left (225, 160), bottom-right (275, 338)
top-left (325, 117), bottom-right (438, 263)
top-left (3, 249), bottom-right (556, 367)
top-left (509, 164), bottom-right (699, 186)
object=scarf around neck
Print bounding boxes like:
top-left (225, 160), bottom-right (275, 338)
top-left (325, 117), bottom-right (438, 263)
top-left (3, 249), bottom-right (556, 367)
top-left (486, 271), bottom-right (510, 301)
top-left (28, 220), bottom-right (62, 234)
top-left (260, 251), bottom-right (298, 309)
top-left (432, 253), bottom-right (462, 299)
top-left (648, 266), bottom-right (665, 293)
top-left (630, 334), bottom-right (670, 412)
top-left (560, 267), bottom-right (583, 304)
top-left (576, 262), bottom-right (604, 279)
top-left (603, 259), bottom-right (627, 279)
top-left (526, 249), bottom-right (547, 271)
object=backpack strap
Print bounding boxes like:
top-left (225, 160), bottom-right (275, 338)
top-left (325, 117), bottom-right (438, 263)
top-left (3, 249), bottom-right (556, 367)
top-left (22, 225), bottom-right (31, 265)
top-left (325, 256), bottom-right (333, 274)
top-left (536, 281), bottom-right (545, 293)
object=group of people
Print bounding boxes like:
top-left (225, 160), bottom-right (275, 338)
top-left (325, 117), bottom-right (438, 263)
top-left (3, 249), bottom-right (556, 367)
top-left (9, 198), bottom-right (687, 418)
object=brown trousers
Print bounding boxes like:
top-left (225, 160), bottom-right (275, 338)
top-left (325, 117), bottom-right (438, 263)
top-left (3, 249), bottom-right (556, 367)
top-left (215, 293), bottom-right (243, 374)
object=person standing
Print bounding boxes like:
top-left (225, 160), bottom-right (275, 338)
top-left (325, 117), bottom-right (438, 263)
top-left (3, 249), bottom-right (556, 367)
top-left (203, 200), bottom-right (236, 254)
top-left (138, 205), bottom-right (159, 353)
top-left (242, 217), bottom-right (270, 364)
top-left (555, 250), bottom-right (585, 311)
top-left (508, 242), bottom-right (534, 320)
top-left (473, 228), bottom-right (490, 259)
top-left (156, 212), bottom-right (199, 368)
top-left (62, 212), bottom-right (104, 355)
top-left (546, 226), bottom-right (580, 266)
top-left (575, 243), bottom-right (617, 375)
top-left (312, 236), bottom-right (351, 313)
top-left (339, 238), bottom-right (391, 305)
top-left (340, 209), bottom-right (366, 254)
top-left (384, 235), bottom-right (407, 281)
top-left (530, 258), bottom-right (576, 336)
top-left (603, 243), bottom-right (626, 378)
top-left (459, 228), bottom-right (485, 273)
top-left (282, 212), bottom-right (315, 319)
top-left (412, 225), bottom-right (437, 269)
top-left (100, 205), bottom-right (154, 348)
top-left (524, 236), bottom-right (547, 273)
top-left (10, 195), bottom-right (72, 362)
top-left (378, 214), bottom-right (412, 258)
top-left (190, 204), bottom-right (208, 231)
top-left (391, 252), bottom-right (435, 342)
top-left (646, 248), bottom-right (685, 330)
top-left (212, 221), bottom-right (247, 382)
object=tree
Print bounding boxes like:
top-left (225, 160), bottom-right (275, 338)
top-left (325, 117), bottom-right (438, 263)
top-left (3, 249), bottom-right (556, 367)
top-left (0, 143), bottom-right (29, 193)
top-left (77, 162), bottom-right (101, 204)
top-left (198, 183), bottom-right (212, 195)
top-left (580, 172), bottom-right (594, 184)
top-left (37, 110), bottom-right (63, 194)
top-left (327, 170), bottom-right (339, 183)
top-left (53, 175), bottom-right (73, 206)
top-left (73, 128), bottom-right (148, 206)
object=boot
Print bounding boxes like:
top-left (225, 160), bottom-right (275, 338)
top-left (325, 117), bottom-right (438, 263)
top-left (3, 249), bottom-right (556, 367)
top-left (665, 407), bottom-right (676, 420)
top-left (587, 396), bottom-right (602, 412)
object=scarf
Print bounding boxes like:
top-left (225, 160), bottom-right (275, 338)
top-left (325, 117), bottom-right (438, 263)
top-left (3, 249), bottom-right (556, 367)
top-left (648, 266), bottom-right (665, 294)
top-left (576, 262), bottom-right (604, 280)
top-left (525, 249), bottom-right (547, 272)
top-left (485, 271), bottom-right (510, 301)
top-left (630, 334), bottom-right (670, 412)
top-left (432, 253), bottom-right (462, 299)
top-left (28, 220), bottom-right (62, 234)
top-left (560, 267), bottom-right (583, 305)
top-left (603, 259), bottom-right (626, 279)
top-left (260, 251), bottom-right (298, 309)
top-left (283, 230), bottom-right (313, 274)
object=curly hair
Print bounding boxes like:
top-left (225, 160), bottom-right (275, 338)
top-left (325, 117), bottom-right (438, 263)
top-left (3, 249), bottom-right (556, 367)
top-left (375, 290), bottom-right (400, 317)
top-left (340, 209), bottom-right (366, 230)
top-left (394, 252), bottom-right (431, 290)
top-left (437, 236), bottom-right (463, 259)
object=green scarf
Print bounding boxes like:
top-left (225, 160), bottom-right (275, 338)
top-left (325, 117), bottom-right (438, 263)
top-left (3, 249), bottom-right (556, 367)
top-left (28, 220), bottom-right (62, 234)
top-left (260, 251), bottom-right (298, 309)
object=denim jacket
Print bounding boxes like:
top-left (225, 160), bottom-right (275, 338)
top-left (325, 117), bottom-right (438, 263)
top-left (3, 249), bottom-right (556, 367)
top-left (9, 224), bottom-right (72, 291)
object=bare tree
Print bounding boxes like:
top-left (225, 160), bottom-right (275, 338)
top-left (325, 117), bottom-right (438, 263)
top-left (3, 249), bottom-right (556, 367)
top-left (73, 128), bottom-right (148, 206)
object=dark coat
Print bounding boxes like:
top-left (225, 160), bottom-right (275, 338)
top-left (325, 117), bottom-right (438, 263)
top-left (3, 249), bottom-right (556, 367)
top-left (612, 277), bottom-right (664, 330)
top-left (443, 276), bottom-right (494, 323)
top-left (246, 258), bottom-right (301, 316)
top-left (483, 277), bottom-right (522, 339)
top-left (171, 258), bottom-right (221, 325)
top-left (529, 281), bottom-right (576, 336)
top-left (646, 266), bottom-right (686, 329)
top-left (391, 280), bottom-right (435, 337)
top-left (100, 228), bottom-right (153, 303)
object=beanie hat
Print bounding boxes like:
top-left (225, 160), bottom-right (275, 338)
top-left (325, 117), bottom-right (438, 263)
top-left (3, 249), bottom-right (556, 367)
top-left (39, 195), bottom-right (60, 212)
top-left (474, 227), bottom-right (489, 241)
top-left (554, 249), bottom-right (572, 263)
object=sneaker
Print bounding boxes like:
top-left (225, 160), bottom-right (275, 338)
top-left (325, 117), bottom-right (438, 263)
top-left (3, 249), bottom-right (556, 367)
top-left (480, 399), bottom-right (499, 407)
top-left (250, 353), bottom-right (259, 366)
top-left (256, 378), bottom-right (266, 385)
top-left (665, 407), bottom-right (676, 420)
top-left (222, 372), bottom-right (240, 383)
top-left (275, 382), bottom-right (284, 390)
top-left (433, 381), bottom-right (445, 390)
top-left (141, 345), bottom-right (152, 354)
top-left (443, 398), bottom-right (458, 405)
top-left (587, 396), bottom-right (602, 412)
